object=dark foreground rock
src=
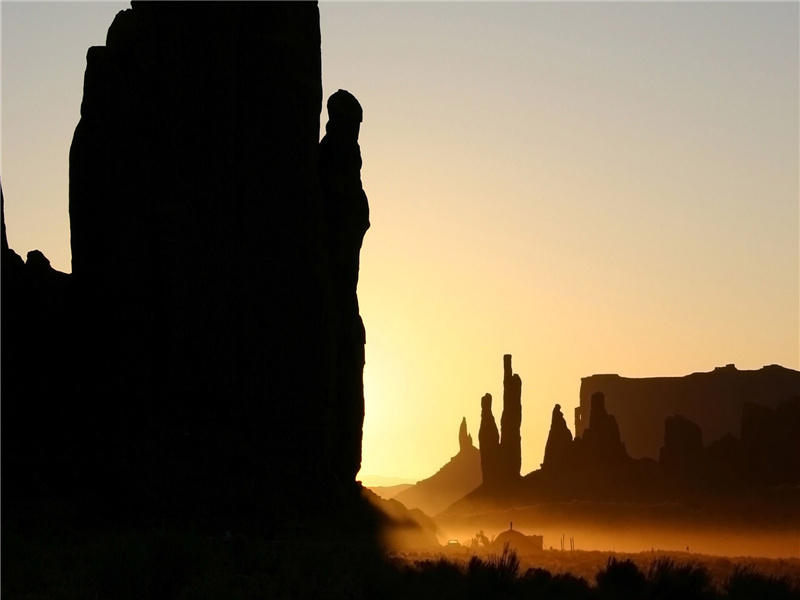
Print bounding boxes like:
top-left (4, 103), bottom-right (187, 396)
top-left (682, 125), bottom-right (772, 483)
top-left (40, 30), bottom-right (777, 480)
top-left (4, 2), bottom-right (371, 535)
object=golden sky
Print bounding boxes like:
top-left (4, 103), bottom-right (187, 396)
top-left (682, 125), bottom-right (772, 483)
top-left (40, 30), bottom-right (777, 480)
top-left (3, 2), bottom-right (798, 482)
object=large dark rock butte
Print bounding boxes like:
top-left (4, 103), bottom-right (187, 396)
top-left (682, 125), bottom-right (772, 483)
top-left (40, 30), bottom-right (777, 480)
top-left (5, 2), bottom-right (371, 532)
top-left (577, 364), bottom-right (800, 460)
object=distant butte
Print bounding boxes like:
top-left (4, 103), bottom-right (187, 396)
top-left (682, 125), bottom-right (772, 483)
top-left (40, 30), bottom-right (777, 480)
top-left (445, 362), bottom-right (800, 521)
top-left (577, 365), bottom-right (800, 459)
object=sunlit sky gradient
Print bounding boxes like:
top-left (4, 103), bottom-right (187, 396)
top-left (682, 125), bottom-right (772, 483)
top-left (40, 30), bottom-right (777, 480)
top-left (3, 2), bottom-right (798, 483)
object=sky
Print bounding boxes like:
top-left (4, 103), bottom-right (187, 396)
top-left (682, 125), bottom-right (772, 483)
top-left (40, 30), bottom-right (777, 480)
top-left (2, 2), bottom-right (798, 483)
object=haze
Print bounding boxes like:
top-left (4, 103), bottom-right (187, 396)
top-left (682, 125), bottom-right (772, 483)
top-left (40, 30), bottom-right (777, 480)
top-left (2, 2), bottom-right (798, 483)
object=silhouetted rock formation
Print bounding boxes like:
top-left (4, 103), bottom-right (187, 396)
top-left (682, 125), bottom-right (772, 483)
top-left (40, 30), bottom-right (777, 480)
top-left (479, 393), bottom-right (501, 486)
top-left (4, 3), bottom-right (373, 533)
top-left (577, 365), bottom-right (800, 459)
top-left (446, 368), bottom-right (800, 549)
top-left (450, 383), bottom-right (800, 521)
top-left (579, 392), bottom-right (628, 465)
top-left (703, 432), bottom-right (743, 487)
top-left (393, 418), bottom-right (481, 516)
top-left (319, 89), bottom-right (370, 485)
top-left (458, 417), bottom-right (473, 452)
top-left (659, 415), bottom-right (704, 474)
top-left (740, 397), bottom-right (800, 486)
top-left (2, 187), bottom-right (76, 507)
top-left (499, 354), bottom-right (523, 481)
top-left (478, 355), bottom-right (524, 490)
top-left (656, 396), bottom-right (800, 491)
top-left (542, 404), bottom-right (573, 470)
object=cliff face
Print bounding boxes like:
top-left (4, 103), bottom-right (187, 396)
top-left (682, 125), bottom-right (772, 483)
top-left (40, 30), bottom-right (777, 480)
top-left (6, 2), bottom-right (369, 529)
top-left (577, 365), bottom-right (800, 459)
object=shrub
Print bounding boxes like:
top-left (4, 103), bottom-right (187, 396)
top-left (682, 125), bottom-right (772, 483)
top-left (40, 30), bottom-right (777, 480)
top-left (724, 564), bottom-right (800, 600)
top-left (519, 568), bottom-right (591, 600)
top-left (646, 557), bottom-right (714, 600)
top-left (596, 557), bottom-right (647, 600)
top-left (456, 544), bottom-right (520, 599)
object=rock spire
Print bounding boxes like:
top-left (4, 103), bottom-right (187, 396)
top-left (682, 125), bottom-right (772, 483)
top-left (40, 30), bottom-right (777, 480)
top-left (542, 403), bottom-right (573, 470)
top-left (499, 354), bottom-right (523, 480)
top-left (459, 417), bottom-right (474, 452)
top-left (479, 355), bottom-right (523, 488)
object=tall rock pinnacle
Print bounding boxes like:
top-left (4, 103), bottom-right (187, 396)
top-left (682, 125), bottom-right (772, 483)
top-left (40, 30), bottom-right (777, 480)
top-left (479, 355), bottom-right (523, 488)
top-left (459, 417), bottom-right (474, 452)
top-left (319, 88), bottom-right (370, 485)
top-left (479, 393), bottom-right (501, 486)
top-left (542, 403), bottom-right (574, 470)
top-left (500, 354), bottom-right (523, 480)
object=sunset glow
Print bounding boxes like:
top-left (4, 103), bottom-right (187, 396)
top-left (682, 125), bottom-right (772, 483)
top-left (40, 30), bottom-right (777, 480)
top-left (3, 1), bottom-right (798, 485)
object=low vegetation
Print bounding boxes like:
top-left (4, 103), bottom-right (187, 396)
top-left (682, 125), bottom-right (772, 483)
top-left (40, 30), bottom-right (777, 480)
top-left (398, 548), bottom-right (800, 600)
top-left (3, 526), bottom-right (799, 599)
